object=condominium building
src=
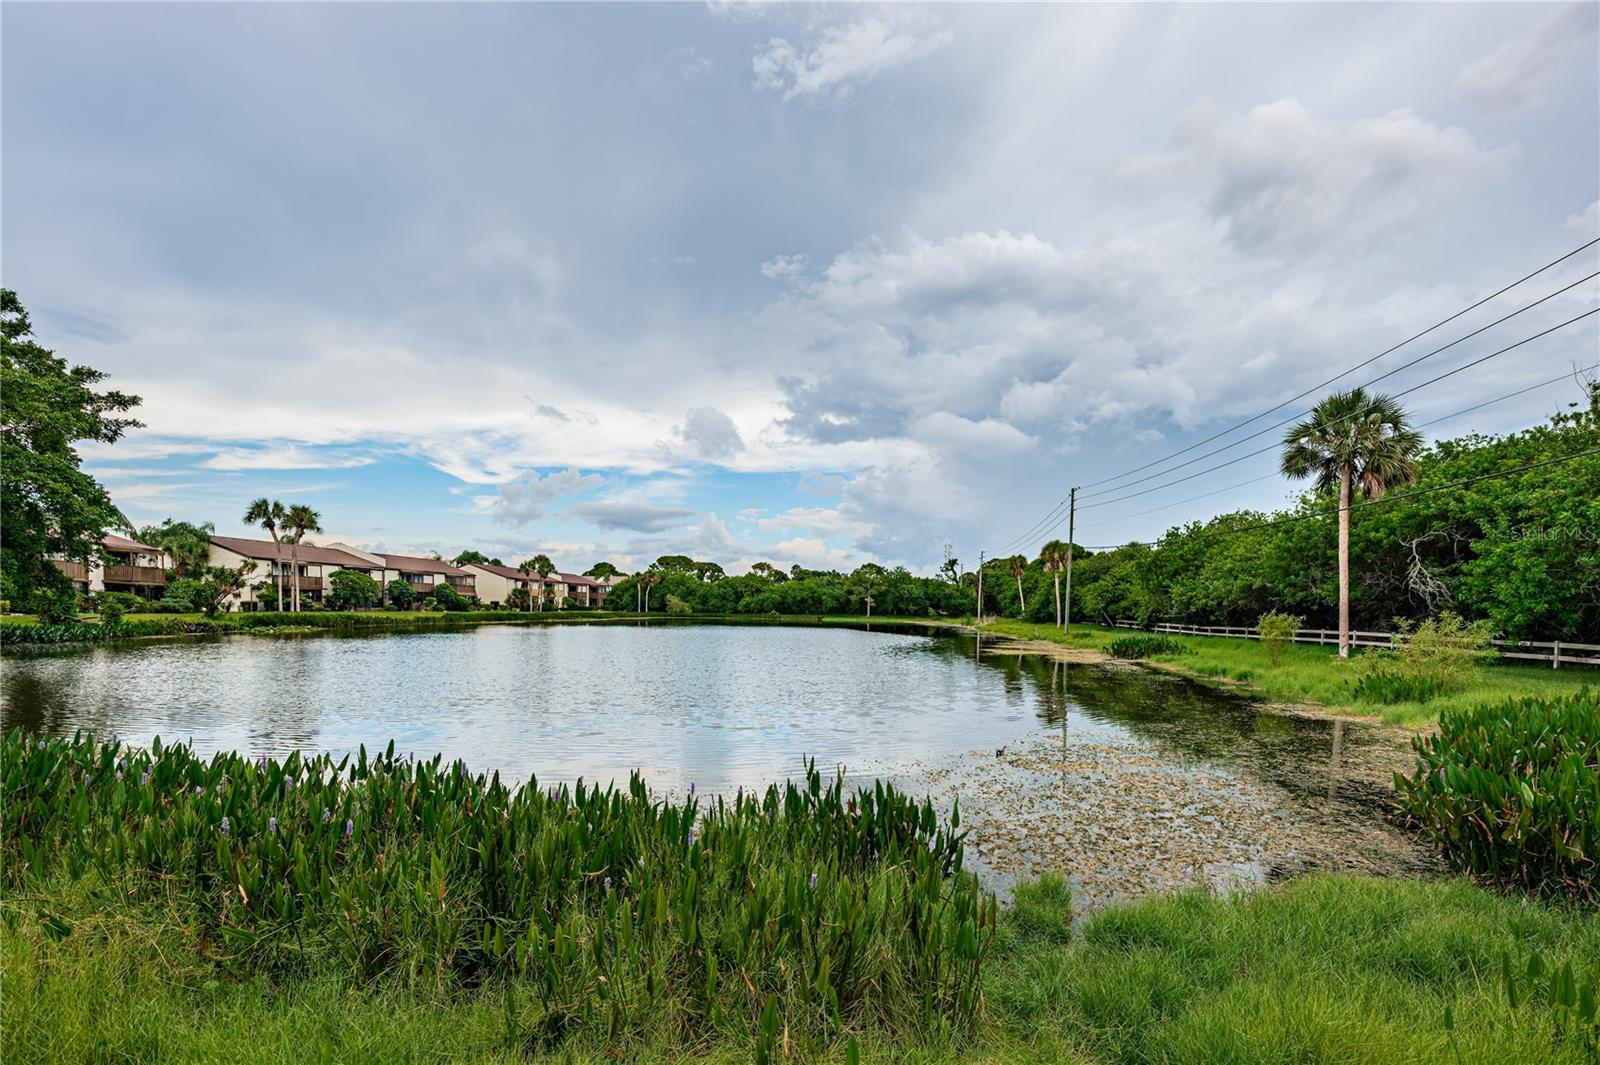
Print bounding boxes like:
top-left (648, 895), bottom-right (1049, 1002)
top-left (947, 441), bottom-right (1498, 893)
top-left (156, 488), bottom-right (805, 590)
top-left (52, 534), bottom-right (169, 598)
top-left (208, 535), bottom-right (384, 609)
top-left (376, 553), bottom-right (478, 603)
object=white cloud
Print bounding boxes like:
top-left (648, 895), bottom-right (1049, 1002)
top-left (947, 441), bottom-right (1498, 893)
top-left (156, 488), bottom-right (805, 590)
top-left (760, 254), bottom-right (808, 280)
top-left (753, 12), bottom-right (952, 100)
top-left (1118, 97), bottom-right (1510, 250)
top-left (201, 445), bottom-right (375, 471)
top-left (1568, 200), bottom-right (1600, 237)
top-left (1458, 3), bottom-right (1598, 112)
top-left (488, 467), bottom-right (604, 527)
top-left (568, 500), bottom-right (699, 533)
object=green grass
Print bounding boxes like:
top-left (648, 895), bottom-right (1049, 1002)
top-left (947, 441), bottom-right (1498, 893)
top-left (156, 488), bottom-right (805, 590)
top-left (976, 618), bottom-right (1595, 728)
top-left (6, 873), bottom-right (1596, 1063)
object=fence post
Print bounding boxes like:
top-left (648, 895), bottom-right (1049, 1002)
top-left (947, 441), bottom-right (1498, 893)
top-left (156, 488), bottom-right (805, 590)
top-left (1553, 641), bottom-right (1561, 670)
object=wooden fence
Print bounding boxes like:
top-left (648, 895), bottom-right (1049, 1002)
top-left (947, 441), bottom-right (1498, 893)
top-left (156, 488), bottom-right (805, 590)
top-left (1107, 620), bottom-right (1600, 670)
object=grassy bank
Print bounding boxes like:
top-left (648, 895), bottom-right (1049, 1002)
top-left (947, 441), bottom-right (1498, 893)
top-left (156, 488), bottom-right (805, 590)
top-left (0, 608), bottom-right (642, 644)
top-left (6, 873), bottom-right (1597, 1063)
top-left (971, 618), bottom-right (1594, 728)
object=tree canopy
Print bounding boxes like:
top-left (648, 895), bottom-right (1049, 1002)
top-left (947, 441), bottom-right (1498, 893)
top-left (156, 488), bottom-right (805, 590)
top-left (1, 290), bottom-right (142, 612)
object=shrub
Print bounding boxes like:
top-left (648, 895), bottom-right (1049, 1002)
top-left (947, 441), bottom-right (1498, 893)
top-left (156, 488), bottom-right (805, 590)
top-left (386, 579), bottom-right (415, 609)
top-left (1107, 635), bottom-right (1191, 659)
top-left (326, 569), bottom-right (380, 611)
top-left (1255, 611), bottom-right (1301, 666)
top-left (1395, 689), bottom-right (1599, 900)
top-left (431, 584), bottom-right (468, 612)
top-left (2, 736), bottom-right (995, 1044)
top-left (1350, 671), bottom-right (1448, 704)
top-left (665, 594), bottom-right (693, 615)
top-left (32, 586), bottom-right (79, 624)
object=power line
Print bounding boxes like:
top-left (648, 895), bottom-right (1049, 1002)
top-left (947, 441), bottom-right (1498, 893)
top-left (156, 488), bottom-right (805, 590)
top-left (1076, 271), bottom-right (1598, 501)
top-left (1077, 237), bottom-right (1599, 492)
top-left (1083, 362), bottom-right (1599, 530)
top-left (994, 238), bottom-right (1599, 553)
top-left (1070, 307), bottom-right (1597, 514)
top-left (1078, 445), bottom-right (1600, 551)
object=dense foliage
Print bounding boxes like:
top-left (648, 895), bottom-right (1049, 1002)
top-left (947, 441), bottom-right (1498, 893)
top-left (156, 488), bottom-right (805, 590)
top-left (607, 563), bottom-right (971, 618)
top-left (3, 733), bottom-right (994, 1047)
top-left (983, 389), bottom-right (1598, 641)
top-left (0, 610), bottom-right (610, 645)
top-left (0, 290), bottom-right (142, 617)
top-left (1396, 689), bottom-right (1599, 900)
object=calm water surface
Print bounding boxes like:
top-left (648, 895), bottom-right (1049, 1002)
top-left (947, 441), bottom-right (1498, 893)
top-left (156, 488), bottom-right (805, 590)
top-left (1, 622), bottom-right (1426, 901)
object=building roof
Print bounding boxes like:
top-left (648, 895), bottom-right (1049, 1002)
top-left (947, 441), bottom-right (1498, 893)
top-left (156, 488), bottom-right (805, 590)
top-left (378, 553), bottom-right (471, 577)
top-left (560, 573), bottom-right (606, 587)
top-left (464, 561), bottom-right (534, 582)
top-left (210, 535), bottom-right (380, 568)
top-left (104, 533), bottom-right (159, 554)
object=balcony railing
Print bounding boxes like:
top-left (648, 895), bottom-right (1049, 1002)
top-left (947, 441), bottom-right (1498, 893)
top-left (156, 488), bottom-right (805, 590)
top-left (103, 564), bottom-right (168, 586)
top-left (53, 560), bottom-right (89, 582)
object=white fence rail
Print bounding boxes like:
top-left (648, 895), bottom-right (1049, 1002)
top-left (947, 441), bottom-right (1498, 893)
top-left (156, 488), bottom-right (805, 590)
top-left (1107, 620), bottom-right (1600, 670)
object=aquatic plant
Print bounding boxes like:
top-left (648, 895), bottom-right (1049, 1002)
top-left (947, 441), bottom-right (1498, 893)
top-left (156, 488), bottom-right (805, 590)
top-left (1395, 689), bottom-right (1598, 900)
top-left (1, 731), bottom-right (994, 1046)
top-left (1106, 635), bottom-right (1191, 660)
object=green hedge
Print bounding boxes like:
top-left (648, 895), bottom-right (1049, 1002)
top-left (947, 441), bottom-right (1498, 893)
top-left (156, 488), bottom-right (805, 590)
top-left (2, 733), bottom-right (994, 1045)
top-left (0, 610), bottom-right (608, 646)
top-left (1396, 689), bottom-right (1599, 900)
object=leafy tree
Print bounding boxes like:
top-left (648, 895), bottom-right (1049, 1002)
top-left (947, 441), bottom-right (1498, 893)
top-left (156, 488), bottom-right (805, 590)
top-left (431, 582), bottom-right (468, 612)
top-left (849, 563), bottom-right (885, 618)
top-left (584, 561), bottom-right (621, 580)
top-left (748, 562), bottom-right (787, 582)
top-left (243, 499), bottom-right (288, 609)
top-left (189, 563), bottom-right (252, 617)
top-left (136, 518), bottom-right (216, 577)
top-left (937, 557), bottom-right (962, 584)
top-left (1282, 388), bottom-right (1422, 657)
top-left (653, 555), bottom-right (697, 575)
top-left (665, 594), bottom-right (692, 615)
top-left (1, 289), bottom-right (142, 613)
top-left (452, 550), bottom-right (502, 567)
top-left (282, 504), bottom-right (323, 613)
top-left (692, 561), bottom-right (726, 582)
top-left (386, 578), bottom-right (416, 610)
top-left (327, 568), bottom-right (381, 610)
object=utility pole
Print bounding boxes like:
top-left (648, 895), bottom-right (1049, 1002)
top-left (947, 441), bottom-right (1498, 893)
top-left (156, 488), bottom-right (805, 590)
top-left (976, 549), bottom-right (985, 623)
top-left (1063, 487), bottom-right (1077, 632)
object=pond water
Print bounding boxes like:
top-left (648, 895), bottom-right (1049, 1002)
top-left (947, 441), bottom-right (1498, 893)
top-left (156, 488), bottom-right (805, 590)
top-left (0, 621), bottom-right (1431, 904)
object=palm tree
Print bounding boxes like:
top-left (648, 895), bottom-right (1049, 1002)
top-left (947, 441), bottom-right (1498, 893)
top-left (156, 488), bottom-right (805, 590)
top-left (137, 519), bottom-right (216, 577)
top-left (1008, 555), bottom-right (1027, 617)
top-left (242, 499), bottom-right (287, 610)
top-left (283, 504), bottom-right (323, 613)
top-left (1039, 540), bottom-right (1070, 628)
top-left (642, 568), bottom-right (662, 614)
top-left (516, 559), bottom-right (538, 612)
top-left (530, 553), bottom-right (555, 612)
top-left (1282, 388), bottom-right (1422, 658)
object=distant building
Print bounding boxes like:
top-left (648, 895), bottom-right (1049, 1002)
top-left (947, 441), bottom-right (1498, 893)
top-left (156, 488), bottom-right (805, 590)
top-left (375, 553), bottom-right (477, 603)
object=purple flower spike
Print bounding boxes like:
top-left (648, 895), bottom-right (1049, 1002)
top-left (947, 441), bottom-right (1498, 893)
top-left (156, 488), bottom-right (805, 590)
top-left (810, 873), bottom-right (819, 890)
top-left (344, 818), bottom-right (354, 837)
top-left (688, 782), bottom-right (695, 796)
top-left (140, 769), bottom-right (150, 787)
top-left (603, 876), bottom-right (613, 892)
top-left (322, 809), bottom-right (332, 823)
top-left (269, 816), bottom-right (278, 833)
top-left (37, 739), bottom-right (45, 750)
top-left (687, 827), bottom-right (696, 848)
top-left (195, 785), bottom-right (204, 796)
top-left (220, 816), bottom-right (231, 836)
top-left (116, 769), bottom-right (123, 781)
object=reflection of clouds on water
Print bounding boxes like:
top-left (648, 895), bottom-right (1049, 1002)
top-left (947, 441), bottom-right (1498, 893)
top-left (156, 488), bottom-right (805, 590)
top-left (2, 622), bottom-right (1425, 902)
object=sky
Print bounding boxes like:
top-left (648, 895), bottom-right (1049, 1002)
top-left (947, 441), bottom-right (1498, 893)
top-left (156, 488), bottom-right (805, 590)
top-left (4, 2), bottom-right (1597, 575)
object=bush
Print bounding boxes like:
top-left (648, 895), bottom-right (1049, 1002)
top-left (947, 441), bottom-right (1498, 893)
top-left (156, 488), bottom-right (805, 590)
top-left (32, 586), bottom-right (79, 624)
top-left (431, 584), bottom-right (468, 612)
top-left (2, 736), bottom-right (994, 1044)
top-left (326, 569), bottom-right (380, 611)
top-left (665, 594), bottom-right (693, 616)
top-left (1107, 635), bottom-right (1191, 659)
top-left (1396, 689), bottom-right (1599, 900)
top-left (1350, 671), bottom-right (1448, 704)
top-left (386, 579), bottom-right (415, 610)
top-left (1255, 611), bottom-right (1301, 666)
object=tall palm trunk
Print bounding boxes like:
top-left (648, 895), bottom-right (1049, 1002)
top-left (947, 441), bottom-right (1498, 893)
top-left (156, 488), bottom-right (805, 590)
top-left (1053, 573), bottom-right (1062, 627)
top-left (1015, 575), bottom-right (1025, 616)
top-left (1337, 461), bottom-right (1351, 658)
top-left (291, 540), bottom-right (301, 612)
